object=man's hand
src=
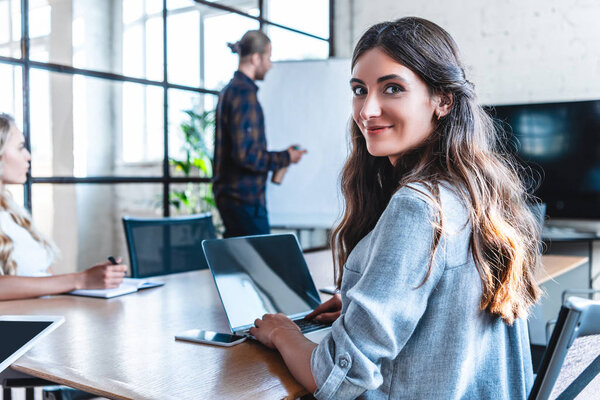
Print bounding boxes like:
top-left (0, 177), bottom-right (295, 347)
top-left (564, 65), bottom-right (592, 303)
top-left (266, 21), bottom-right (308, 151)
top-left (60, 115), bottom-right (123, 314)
top-left (287, 145), bottom-right (307, 164)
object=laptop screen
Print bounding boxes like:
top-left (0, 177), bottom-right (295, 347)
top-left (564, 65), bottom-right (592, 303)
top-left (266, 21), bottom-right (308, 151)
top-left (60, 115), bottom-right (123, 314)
top-left (203, 234), bottom-right (322, 331)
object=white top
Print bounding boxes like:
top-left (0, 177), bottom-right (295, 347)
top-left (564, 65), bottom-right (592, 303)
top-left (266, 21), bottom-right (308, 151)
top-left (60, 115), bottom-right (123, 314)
top-left (0, 210), bottom-right (53, 277)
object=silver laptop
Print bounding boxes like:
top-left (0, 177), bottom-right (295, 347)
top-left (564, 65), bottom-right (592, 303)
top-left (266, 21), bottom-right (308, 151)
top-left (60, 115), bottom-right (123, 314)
top-left (0, 315), bottom-right (65, 373)
top-left (202, 234), bottom-right (332, 343)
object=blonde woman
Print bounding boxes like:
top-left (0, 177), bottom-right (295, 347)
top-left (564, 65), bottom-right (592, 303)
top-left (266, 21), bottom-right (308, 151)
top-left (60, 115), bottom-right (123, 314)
top-left (0, 113), bottom-right (126, 300)
top-left (251, 18), bottom-right (540, 399)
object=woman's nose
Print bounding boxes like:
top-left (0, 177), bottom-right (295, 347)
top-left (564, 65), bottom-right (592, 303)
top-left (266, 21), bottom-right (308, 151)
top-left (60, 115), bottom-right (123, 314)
top-left (359, 93), bottom-right (382, 120)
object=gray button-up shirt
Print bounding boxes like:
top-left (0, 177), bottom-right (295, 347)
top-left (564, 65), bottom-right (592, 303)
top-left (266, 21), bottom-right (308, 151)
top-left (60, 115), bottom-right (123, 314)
top-left (311, 183), bottom-right (533, 399)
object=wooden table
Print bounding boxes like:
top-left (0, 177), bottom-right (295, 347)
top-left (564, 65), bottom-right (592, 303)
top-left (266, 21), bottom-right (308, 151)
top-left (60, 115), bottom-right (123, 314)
top-left (536, 255), bottom-right (589, 284)
top-left (1, 251), bottom-right (587, 399)
top-left (2, 266), bottom-right (330, 400)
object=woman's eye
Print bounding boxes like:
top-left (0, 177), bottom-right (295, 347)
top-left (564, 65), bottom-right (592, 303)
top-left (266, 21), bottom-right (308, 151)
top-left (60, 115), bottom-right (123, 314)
top-left (384, 85), bottom-right (403, 94)
top-left (351, 86), bottom-right (366, 96)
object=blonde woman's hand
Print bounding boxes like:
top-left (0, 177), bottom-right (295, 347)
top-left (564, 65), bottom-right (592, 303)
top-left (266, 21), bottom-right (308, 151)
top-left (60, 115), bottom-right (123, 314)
top-left (79, 260), bottom-right (127, 289)
top-left (304, 293), bottom-right (341, 323)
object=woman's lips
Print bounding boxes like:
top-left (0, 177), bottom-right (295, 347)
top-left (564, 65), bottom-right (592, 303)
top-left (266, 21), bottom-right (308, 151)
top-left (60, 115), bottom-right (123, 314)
top-left (365, 125), bottom-right (393, 134)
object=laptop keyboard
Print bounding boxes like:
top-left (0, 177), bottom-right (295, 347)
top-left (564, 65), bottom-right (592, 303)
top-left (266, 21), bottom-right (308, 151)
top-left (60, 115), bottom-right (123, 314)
top-left (294, 318), bottom-right (331, 334)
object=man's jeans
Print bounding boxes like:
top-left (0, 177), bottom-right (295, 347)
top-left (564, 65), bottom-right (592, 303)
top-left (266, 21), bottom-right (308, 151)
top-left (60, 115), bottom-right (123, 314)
top-left (217, 198), bottom-right (270, 238)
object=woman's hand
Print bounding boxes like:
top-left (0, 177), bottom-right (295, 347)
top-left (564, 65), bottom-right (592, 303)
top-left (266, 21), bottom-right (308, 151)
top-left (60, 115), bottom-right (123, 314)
top-left (305, 293), bottom-right (342, 323)
top-left (250, 313), bottom-right (302, 349)
top-left (79, 259), bottom-right (127, 289)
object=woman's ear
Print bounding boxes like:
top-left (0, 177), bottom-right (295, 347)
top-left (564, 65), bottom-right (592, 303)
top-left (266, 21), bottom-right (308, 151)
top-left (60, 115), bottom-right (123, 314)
top-left (434, 93), bottom-right (453, 119)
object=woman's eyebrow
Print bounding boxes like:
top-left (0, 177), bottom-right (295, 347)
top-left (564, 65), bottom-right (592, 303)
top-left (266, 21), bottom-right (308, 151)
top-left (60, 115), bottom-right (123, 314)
top-left (377, 74), bottom-right (408, 83)
top-left (350, 75), bottom-right (408, 85)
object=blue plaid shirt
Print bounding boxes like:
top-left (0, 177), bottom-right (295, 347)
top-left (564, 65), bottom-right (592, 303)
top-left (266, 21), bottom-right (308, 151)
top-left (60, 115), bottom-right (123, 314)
top-left (213, 71), bottom-right (290, 206)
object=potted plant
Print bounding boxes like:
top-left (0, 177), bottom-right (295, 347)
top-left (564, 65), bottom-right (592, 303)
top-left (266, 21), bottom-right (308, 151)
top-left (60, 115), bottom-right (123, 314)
top-left (169, 109), bottom-right (215, 214)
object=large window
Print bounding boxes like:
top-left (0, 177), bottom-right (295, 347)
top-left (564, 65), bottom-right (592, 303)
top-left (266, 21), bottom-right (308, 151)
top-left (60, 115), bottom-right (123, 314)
top-left (0, 0), bottom-right (332, 270)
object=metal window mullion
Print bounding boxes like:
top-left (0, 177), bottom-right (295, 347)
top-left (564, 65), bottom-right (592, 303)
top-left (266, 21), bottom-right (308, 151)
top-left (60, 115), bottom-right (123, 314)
top-left (329, 0), bottom-right (334, 57)
top-left (199, 10), bottom-right (205, 89)
top-left (22, 0), bottom-right (32, 211)
top-left (1, 57), bottom-right (220, 96)
top-left (30, 176), bottom-right (212, 184)
top-left (142, 11), bottom-right (149, 163)
top-left (258, 0), bottom-right (263, 30)
top-left (162, 0), bottom-right (170, 217)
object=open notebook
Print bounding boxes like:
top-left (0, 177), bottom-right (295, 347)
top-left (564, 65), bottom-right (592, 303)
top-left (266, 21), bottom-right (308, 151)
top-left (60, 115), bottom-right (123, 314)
top-left (68, 278), bottom-right (164, 299)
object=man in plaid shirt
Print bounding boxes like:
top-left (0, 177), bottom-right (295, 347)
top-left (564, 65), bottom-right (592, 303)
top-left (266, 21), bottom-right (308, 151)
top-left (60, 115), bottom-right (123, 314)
top-left (213, 30), bottom-right (306, 238)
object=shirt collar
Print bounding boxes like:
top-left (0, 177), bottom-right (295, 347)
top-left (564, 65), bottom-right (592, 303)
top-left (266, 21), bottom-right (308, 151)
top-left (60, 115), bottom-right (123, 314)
top-left (233, 70), bottom-right (259, 91)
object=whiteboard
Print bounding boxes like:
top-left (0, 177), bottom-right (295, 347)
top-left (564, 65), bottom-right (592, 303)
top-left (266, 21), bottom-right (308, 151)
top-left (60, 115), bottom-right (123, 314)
top-left (258, 59), bottom-right (352, 228)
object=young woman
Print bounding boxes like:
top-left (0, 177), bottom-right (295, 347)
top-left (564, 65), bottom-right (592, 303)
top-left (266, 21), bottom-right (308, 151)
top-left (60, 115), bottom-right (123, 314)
top-left (0, 113), bottom-right (126, 300)
top-left (250, 17), bottom-right (540, 399)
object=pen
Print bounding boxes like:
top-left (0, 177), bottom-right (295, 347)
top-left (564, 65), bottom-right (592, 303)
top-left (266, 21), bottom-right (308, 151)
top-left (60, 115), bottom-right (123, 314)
top-left (108, 256), bottom-right (128, 277)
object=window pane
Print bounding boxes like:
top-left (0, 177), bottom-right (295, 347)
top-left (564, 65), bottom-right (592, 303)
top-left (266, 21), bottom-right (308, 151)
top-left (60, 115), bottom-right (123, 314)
top-left (29, 0), bottom-right (164, 80)
top-left (267, 24), bottom-right (329, 61)
top-left (166, 0), bottom-right (194, 11)
top-left (205, 0), bottom-right (259, 16)
top-left (29, 69), bottom-right (164, 177)
top-left (266, 0), bottom-right (329, 38)
top-left (168, 89), bottom-right (216, 180)
top-left (167, 3), bottom-right (259, 89)
top-left (0, 0), bottom-right (21, 58)
top-left (167, 0), bottom-right (259, 15)
top-left (203, 10), bottom-right (259, 90)
top-left (31, 183), bottom-right (163, 274)
top-left (166, 6), bottom-right (200, 87)
top-left (29, 0), bottom-right (51, 39)
top-left (0, 63), bottom-right (23, 124)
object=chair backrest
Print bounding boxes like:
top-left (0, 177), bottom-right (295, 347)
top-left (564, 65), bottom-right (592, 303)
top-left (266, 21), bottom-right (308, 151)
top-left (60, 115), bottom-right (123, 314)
top-left (122, 213), bottom-right (216, 278)
top-left (529, 296), bottom-right (600, 400)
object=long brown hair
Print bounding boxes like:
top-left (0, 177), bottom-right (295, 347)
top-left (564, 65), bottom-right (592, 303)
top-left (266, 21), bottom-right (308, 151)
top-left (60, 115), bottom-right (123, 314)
top-left (332, 17), bottom-right (540, 324)
top-left (0, 113), bottom-right (57, 275)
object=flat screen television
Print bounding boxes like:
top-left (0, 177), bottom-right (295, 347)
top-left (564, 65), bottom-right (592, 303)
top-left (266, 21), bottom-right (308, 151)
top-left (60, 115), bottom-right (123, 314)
top-left (488, 100), bottom-right (600, 219)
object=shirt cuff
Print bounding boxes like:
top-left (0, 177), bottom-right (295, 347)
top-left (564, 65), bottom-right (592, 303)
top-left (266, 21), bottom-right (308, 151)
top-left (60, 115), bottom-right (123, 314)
top-left (282, 149), bottom-right (291, 167)
top-left (311, 336), bottom-right (365, 400)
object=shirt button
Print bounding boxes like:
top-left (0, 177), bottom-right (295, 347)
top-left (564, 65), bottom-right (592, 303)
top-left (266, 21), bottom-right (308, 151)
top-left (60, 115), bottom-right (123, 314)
top-left (339, 357), bottom-right (349, 368)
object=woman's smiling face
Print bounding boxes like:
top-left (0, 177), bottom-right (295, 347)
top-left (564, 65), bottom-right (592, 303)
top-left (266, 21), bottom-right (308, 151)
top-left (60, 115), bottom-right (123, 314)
top-left (351, 48), bottom-right (439, 164)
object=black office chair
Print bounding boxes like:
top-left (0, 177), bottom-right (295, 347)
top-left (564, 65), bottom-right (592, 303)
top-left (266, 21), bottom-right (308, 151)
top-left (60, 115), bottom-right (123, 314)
top-left (122, 213), bottom-right (216, 278)
top-left (529, 296), bottom-right (600, 399)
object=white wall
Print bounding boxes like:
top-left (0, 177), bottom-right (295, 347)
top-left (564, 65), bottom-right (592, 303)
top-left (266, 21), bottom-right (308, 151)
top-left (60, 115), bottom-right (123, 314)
top-left (334, 0), bottom-right (600, 104)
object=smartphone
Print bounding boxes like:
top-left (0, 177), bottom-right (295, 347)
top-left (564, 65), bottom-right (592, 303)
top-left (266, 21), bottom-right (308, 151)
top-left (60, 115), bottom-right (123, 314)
top-left (175, 329), bottom-right (247, 347)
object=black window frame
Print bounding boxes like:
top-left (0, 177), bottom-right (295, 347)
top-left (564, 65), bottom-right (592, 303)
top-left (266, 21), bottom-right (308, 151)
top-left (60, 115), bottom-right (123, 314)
top-left (0, 0), bottom-right (334, 216)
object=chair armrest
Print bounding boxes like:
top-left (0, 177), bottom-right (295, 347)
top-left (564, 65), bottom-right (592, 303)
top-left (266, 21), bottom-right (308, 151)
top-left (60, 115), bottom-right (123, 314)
top-left (561, 289), bottom-right (600, 304)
